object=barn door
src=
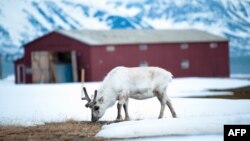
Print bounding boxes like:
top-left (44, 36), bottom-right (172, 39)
top-left (17, 64), bottom-right (25, 83)
top-left (51, 51), bottom-right (78, 83)
top-left (31, 51), bottom-right (50, 83)
top-left (31, 51), bottom-right (78, 83)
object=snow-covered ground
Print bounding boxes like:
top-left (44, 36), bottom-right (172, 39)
top-left (0, 75), bottom-right (250, 140)
top-left (97, 99), bottom-right (250, 138)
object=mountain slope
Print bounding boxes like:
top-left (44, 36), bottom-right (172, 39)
top-left (0, 0), bottom-right (250, 60)
top-left (111, 0), bottom-right (250, 56)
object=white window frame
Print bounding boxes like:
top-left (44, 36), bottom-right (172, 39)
top-left (180, 60), bottom-right (190, 69)
top-left (180, 43), bottom-right (189, 49)
top-left (139, 61), bottom-right (149, 67)
top-left (210, 42), bottom-right (218, 49)
top-left (139, 44), bottom-right (148, 51)
top-left (106, 45), bottom-right (116, 52)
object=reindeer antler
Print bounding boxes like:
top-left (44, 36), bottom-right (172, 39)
top-left (82, 87), bottom-right (91, 102)
top-left (82, 87), bottom-right (98, 108)
top-left (93, 90), bottom-right (97, 102)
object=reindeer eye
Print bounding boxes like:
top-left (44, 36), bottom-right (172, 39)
top-left (94, 106), bottom-right (99, 111)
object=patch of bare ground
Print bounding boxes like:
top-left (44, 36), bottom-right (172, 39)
top-left (189, 86), bottom-right (250, 99)
top-left (0, 119), bottom-right (114, 141)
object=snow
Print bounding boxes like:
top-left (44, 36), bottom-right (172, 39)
top-left (169, 77), bottom-right (250, 97)
top-left (0, 83), bottom-right (84, 125)
top-left (1, 0), bottom-right (250, 58)
top-left (0, 75), bottom-right (15, 84)
top-left (0, 76), bottom-right (250, 140)
top-left (97, 114), bottom-right (250, 138)
top-left (125, 135), bottom-right (223, 141)
top-left (96, 98), bottom-right (250, 138)
top-left (143, 17), bottom-right (226, 38)
top-left (231, 74), bottom-right (250, 79)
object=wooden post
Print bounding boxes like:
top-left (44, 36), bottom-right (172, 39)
top-left (81, 69), bottom-right (85, 82)
top-left (81, 69), bottom-right (85, 99)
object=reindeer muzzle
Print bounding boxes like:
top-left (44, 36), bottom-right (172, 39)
top-left (91, 116), bottom-right (99, 122)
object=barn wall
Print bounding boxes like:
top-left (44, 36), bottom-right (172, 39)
top-left (17, 32), bottom-right (92, 83)
top-left (90, 44), bottom-right (155, 81)
top-left (89, 43), bottom-right (190, 81)
top-left (151, 41), bottom-right (230, 77)
top-left (90, 41), bottom-right (229, 81)
top-left (15, 31), bottom-right (229, 83)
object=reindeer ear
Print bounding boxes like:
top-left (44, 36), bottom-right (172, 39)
top-left (85, 103), bottom-right (90, 108)
top-left (85, 101), bottom-right (96, 108)
top-left (98, 96), bottom-right (104, 103)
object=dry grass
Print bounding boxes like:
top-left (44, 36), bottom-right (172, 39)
top-left (0, 120), bottom-right (111, 141)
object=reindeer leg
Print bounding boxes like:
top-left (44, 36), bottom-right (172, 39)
top-left (155, 90), bottom-right (165, 119)
top-left (158, 100), bottom-right (165, 119)
top-left (117, 92), bottom-right (129, 121)
top-left (166, 98), bottom-right (177, 118)
top-left (116, 103), bottom-right (123, 121)
top-left (123, 101), bottom-right (130, 121)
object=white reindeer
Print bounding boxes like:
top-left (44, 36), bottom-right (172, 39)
top-left (82, 66), bottom-right (176, 122)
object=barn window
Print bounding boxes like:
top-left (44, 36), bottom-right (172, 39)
top-left (180, 60), bottom-right (189, 69)
top-left (106, 45), bottom-right (116, 52)
top-left (210, 43), bottom-right (218, 48)
top-left (139, 61), bottom-right (149, 67)
top-left (139, 44), bottom-right (148, 51)
top-left (180, 43), bottom-right (189, 49)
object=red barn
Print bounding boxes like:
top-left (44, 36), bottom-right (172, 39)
top-left (15, 29), bottom-right (229, 84)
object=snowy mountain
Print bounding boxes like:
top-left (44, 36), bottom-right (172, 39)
top-left (0, 0), bottom-right (250, 60)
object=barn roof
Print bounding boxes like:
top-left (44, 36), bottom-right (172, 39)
top-left (57, 29), bottom-right (228, 45)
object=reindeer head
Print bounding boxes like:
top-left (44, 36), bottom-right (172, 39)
top-left (82, 87), bottom-right (105, 122)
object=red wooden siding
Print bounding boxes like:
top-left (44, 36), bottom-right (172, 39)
top-left (15, 31), bottom-right (229, 84)
top-left (90, 41), bottom-right (229, 81)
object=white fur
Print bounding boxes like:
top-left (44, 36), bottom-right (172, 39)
top-left (92, 66), bottom-right (175, 121)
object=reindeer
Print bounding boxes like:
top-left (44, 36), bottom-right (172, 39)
top-left (82, 66), bottom-right (176, 122)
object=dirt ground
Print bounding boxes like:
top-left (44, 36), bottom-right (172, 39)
top-left (0, 120), bottom-right (112, 141)
top-left (191, 86), bottom-right (250, 99)
top-left (1, 86), bottom-right (250, 141)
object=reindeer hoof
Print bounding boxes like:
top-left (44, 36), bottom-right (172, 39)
top-left (116, 117), bottom-right (123, 121)
top-left (125, 117), bottom-right (130, 121)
